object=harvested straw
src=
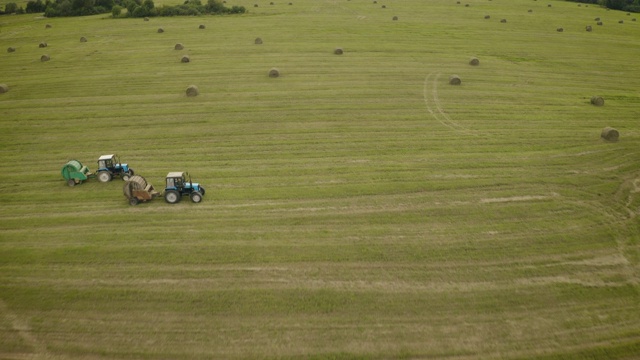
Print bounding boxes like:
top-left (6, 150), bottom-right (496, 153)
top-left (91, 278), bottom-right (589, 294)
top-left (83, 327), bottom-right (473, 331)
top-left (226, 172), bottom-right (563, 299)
top-left (597, 21), bottom-right (603, 26)
top-left (144, 17), bottom-right (149, 21)
top-left (585, 25), bottom-right (592, 32)
top-left (255, 37), bottom-right (263, 44)
top-left (557, 27), bottom-right (563, 32)
top-left (268, 68), bottom-right (280, 78)
top-left (500, 18), bottom-right (507, 23)
top-left (0, 84), bottom-right (8, 93)
top-left (484, 15), bottom-right (490, 19)
top-left (601, 127), bottom-right (619, 142)
top-left (80, 36), bottom-right (87, 42)
top-left (175, 43), bottom-right (184, 50)
top-left (181, 55), bottom-right (190, 63)
top-left (334, 47), bottom-right (343, 55)
top-left (392, 16), bottom-right (398, 20)
top-left (199, 24), bottom-right (206, 29)
top-left (186, 85), bottom-right (199, 97)
top-left (469, 57), bottom-right (479, 66)
top-left (45, 24), bottom-right (52, 28)
top-left (39, 42), bottom-right (47, 48)
top-left (590, 96), bottom-right (604, 106)
top-left (40, 54), bottom-right (50, 62)
top-left (7, 47), bottom-right (16, 53)
top-left (449, 75), bottom-right (461, 85)
top-left (157, 28), bottom-right (164, 33)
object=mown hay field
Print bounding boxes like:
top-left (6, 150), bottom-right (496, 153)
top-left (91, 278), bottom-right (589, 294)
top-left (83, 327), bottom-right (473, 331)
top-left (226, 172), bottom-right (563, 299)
top-left (1, 0), bottom-right (639, 358)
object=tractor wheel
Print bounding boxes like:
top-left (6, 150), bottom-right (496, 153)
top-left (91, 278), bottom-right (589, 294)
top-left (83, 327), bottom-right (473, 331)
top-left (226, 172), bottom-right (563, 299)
top-left (129, 197), bottom-right (139, 206)
top-left (122, 173), bottom-right (131, 181)
top-left (164, 190), bottom-right (181, 204)
top-left (128, 169), bottom-right (135, 176)
top-left (199, 186), bottom-right (206, 196)
top-left (190, 191), bottom-right (203, 203)
top-left (67, 179), bottom-right (76, 187)
top-left (97, 171), bottom-right (112, 183)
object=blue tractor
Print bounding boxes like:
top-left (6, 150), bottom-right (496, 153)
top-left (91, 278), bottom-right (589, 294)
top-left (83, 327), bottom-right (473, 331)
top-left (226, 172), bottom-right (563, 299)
top-left (164, 172), bottom-right (205, 204)
top-left (96, 154), bottom-right (134, 182)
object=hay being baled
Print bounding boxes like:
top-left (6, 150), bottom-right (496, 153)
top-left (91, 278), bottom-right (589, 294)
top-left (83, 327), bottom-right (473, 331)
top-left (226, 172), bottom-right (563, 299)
top-left (268, 68), bottom-right (280, 78)
top-left (591, 96), bottom-right (604, 106)
top-left (80, 37), bottom-right (87, 42)
top-left (181, 55), bottom-right (190, 63)
top-left (0, 84), bottom-right (9, 94)
top-left (39, 42), bottom-right (47, 48)
top-left (449, 75), bottom-right (461, 85)
top-left (255, 37), bottom-right (263, 44)
top-left (7, 47), bottom-right (16, 53)
top-left (41, 54), bottom-right (50, 62)
top-left (601, 127), bottom-right (619, 142)
top-left (469, 57), bottom-right (479, 66)
top-left (175, 43), bottom-right (184, 50)
top-left (186, 85), bottom-right (199, 97)
top-left (334, 47), bottom-right (343, 55)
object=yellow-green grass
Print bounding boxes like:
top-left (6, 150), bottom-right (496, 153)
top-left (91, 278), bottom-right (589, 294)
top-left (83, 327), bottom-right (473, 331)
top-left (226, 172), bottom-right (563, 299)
top-left (1, 0), bottom-right (639, 358)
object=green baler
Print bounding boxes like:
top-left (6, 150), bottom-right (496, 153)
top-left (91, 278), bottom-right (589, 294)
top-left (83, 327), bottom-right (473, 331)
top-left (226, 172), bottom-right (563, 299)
top-left (61, 160), bottom-right (93, 186)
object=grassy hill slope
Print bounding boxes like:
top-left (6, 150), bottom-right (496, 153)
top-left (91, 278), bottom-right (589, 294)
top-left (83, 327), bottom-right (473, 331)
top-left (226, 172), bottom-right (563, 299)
top-left (1, 0), bottom-right (639, 358)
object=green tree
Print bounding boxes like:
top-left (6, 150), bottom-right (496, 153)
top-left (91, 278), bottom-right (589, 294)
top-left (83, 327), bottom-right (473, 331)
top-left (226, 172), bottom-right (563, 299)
top-left (4, 2), bottom-right (18, 13)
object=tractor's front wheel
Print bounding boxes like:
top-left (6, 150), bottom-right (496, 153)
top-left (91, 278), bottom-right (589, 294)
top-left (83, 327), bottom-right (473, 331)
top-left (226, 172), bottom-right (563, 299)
top-left (129, 197), bottom-right (139, 206)
top-left (67, 179), bottom-right (76, 187)
top-left (97, 171), bottom-right (112, 183)
top-left (122, 173), bottom-right (131, 181)
top-left (128, 169), bottom-right (135, 176)
top-left (164, 190), bottom-right (181, 204)
top-left (190, 191), bottom-right (203, 203)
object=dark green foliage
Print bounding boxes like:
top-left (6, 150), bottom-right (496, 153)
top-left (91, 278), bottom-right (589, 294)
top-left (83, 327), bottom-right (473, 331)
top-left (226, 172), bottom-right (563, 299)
top-left (4, 2), bottom-right (18, 13)
top-left (26, 0), bottom-right (47, 13)
top-left (565, 0), bottom-right (640, 12)
top-left (128, 0), bottom-right (244, 17)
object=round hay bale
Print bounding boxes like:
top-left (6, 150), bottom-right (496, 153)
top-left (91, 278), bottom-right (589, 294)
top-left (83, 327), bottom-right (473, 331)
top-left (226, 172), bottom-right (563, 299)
top-left (270, 1), bottom-right (274, 4)
top-left (144, 17), bottom-right (149, 21)
top-left (199, 24), bottom-right (206, 29)
top-left (334, 47), bottom-right (343, 55)
top-left (288, 2), bottom-right (292, 4)
top-left (392, 16), bottom-right (398, 20)
top-left (484, 15), bottom-right (490, 19)
top-left (456, 1), bottom-right (460, 3)
top-left (557, 27), bottom-right (563, 32)
top-left (633, 18), bottom-right (637, 22)
top-left (449, 75), bottom-right (461, 85)
top-left (465, 4), bottom-right (470, 7)
top-left (80, 36), bottom-right (87, 42)
top-left (469, 57), bottom-right (479, 66)
top-left (157, 28), bottom-right (164, 33)
top-left (181, 55), bottom-right (190, 63)
top-left (597, 21), bottom-right (603, 26)
top-left (39, 42), bottom-right (47, 48)
top-left (590, 96), bottom-right (604, 106)
top-left (601, 127), bottom-right (619, 142)
top-left (254, 4), bottom-right (258, 7)
top-left (594, 17), bottom-right (600, 21)
top-left (40, 54), bottom-right (50, 62)
top-left (7, 47), bottom-right (16, 53)
top-left (0, 84), bottom-right (9, 94)
top-left (618, 20), bottom-right (624, 24)
top-left (45, 24), bottom-right (52, 28)
top-left (585, 25), bottom-right (592, 32)
top-left (528, 9), bottom-right (532, 13)
top-left (255, 37), bottom-right (263, 44)
top-left (547, 4), bottom-right (551, 7)
top-left (373, 0), bottom-right (376, 3)
top-left (500, 18), bottom-right (507, 23)
top-left (381, 4), bottom-right (386, 8)
top-left (174, 43), bottom-right (184, 50)
top-left (186, 85), bottom-right (199, 97)
top-left (268, 68), bottom-right (280, 78)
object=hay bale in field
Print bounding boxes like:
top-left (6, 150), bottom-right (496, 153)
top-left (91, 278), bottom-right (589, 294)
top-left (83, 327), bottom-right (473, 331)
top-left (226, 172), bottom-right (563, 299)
top-left (465, 4), bottom-right (470, 7)
top-left (381, 4), bottom-right (386, 8)
top-left (547, 4), bottom-right (551, 7)
top-left (591, 96), bottom-right (604, 106)
top-left (199, 24), bottom-right (206, 29)
top-left (186, 85), bottom-right (199, 97)
top-left (392, 16), bottom-right (398, 20)
top-left (80, 36), bottom-right (87, 42)
top-left (594, 17), bottom-right (600, 21)
top-left (45, 24), bottom-right (52, 28)
top-left (500, 18), bottom-right (507, 23)
top-left (557, 27), bottom-right (563, 32)
top-left (618, 20), bottom-right (624, 24)
top-left (528, 9), bottom-right (532, 12)
top-left (585, 25), bottom-right (592, 32)
top-left (181, 55), bottom-right (190, 63)
top-left (144, 17), bottom-right (149, 21)
top-left (633, 18), bottom-right (637, 22)
top-left (597, 21), bottom-right (603, 26)
top-left (40, 54), bottom-right (50, 62)
top-left (268, 68), bottom-right (280, 78)
top-left (254, 3), bottom-right (258, 7)
top-left (0, 84), bottom-right (9, 93)
top-left (270, 1), bottom-right (274, 4)
top-left (174, 43), bottom-right (184, 50)
top-left (7, 47), bottom-right (16, 53)
top-left (39, 42), bottom-right (47, 48)
top-left (484, 15), bottom-right (490, 19)
top-left (157, 28), bottom-right (164, 33)
top-left (601, 127), bottom-right (619, 142)
top-left (255, 37), bottom-right (263, 44)
top-left (469, 57), bottom-right (479, 65)
top-left (334, 47), bottom-right (343, 55)
top-left (288, 2), bottom-right (292, 4)
top-left (449, 75), bottom-right (461, 85)
top-left (373, 0), bottom-right (376, 3)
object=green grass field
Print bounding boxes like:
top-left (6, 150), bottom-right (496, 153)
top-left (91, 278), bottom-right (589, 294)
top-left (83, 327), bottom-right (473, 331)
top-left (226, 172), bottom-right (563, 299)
top-left (1, 0), bottom-right (639, 358)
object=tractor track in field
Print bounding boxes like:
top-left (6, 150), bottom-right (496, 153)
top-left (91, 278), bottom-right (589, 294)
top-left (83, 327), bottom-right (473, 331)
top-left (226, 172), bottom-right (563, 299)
top-left (423, 73), bottom-right (476, 136)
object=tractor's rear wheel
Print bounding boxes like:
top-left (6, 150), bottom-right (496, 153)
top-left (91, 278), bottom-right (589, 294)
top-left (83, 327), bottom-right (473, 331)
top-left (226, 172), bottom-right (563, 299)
top-left (98, 171), bottom-right (112, 183)
top-left (190, 191), bottom-right (203, 203)
top-left (129, 197), bottom-right (139, 206)
top-left (67, 179), bottom-right (76, 187)
top-left (164, 190), bottom-right (181, 204)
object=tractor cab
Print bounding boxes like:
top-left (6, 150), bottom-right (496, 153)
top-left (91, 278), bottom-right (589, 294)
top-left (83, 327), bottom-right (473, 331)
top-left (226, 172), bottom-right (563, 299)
top-left (96, 154), bottom-right (134, 182)
top-left (164, 172), bottom-right (205, 204)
